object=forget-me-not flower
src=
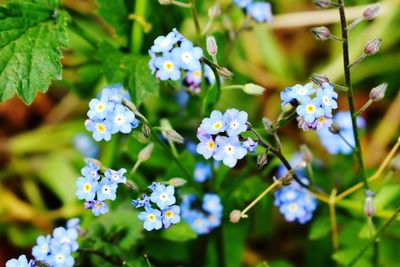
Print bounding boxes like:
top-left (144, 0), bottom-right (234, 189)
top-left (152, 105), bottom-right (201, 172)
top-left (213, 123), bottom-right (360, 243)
top-left (200, 110), bottom-right (227, 135)
top-left (87, 95), bottom-right (114, 120)
top-left (110, 104), bottom-right (136, 134)
top-left (51, 227), bottom-right (79, 252)
top-left (105, 168), bottom-right (127, 184)
top-left (91, 200), bottom-right (109, 216)
top-left (242, 137), bottom-right (258, 152)
top-left (150, 183), bottom-right (176, 210)
top-left (85, 119), bottom-right (113, 142)
top-left (5, 255), bottom-right (32, 267)
top-left (132, 194), bottom-right (151, 208)
top-left (296, 96), bottom-right (324, 123)
top-left (223, 108), bottom-right (248, 136)
top-left (162, 205), bottom-right (181, 228)
top-left (151, 31), bottom-right (181, 53)
top-left (171, 39), bottom-right (202, 71)
top-left (48, 245), bottom-right (75, 267)
top-left (288, 83), bottom-right (316, 103)
top-left (81, 159), bottom-right (100, 180)
top-left (138, 207), bottom-right (163, 231)
top-left (214, 135), bottom-right (247, 167)
top-left (246, 2), bottom-right (273, 23)
top-left (97, 179), bottom-right (118, 201)
top-left (32, 235), bottom-right (51, 261)
top-left (76, 177), bottom-right (98, 201)
top-left (194, 162), bottom-right (212, 183)
top-left (202, 193), bottom-right (223, 214)
top-left (155, 52), bottom-right (181, 81)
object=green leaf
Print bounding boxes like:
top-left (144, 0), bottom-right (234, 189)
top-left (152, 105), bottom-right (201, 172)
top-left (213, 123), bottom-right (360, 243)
top-left (0, 0), bottom-right (69, 104)
top-left (309, 216), bottom-right (331, 240)
top-left (374, 184), bottom-right (400, 209)
top-left (332, 249), bottom-right (372, 267)
top-left (97, 42), bottom-right (159, 106)
top-left (96, 0), bottom-right (129, 39)
top-left (160, 222), bottom-right (197, 242)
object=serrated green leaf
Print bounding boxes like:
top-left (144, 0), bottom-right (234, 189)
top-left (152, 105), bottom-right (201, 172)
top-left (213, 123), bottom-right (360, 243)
top-left (0, 0), bottom-right (68, 104)
top-left (98, 43), bottom-right (159, 106)
top-left (96, 0), bottom-right (129, 39)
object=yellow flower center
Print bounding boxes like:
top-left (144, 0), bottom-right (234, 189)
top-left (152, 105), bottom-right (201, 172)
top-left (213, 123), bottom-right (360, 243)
top-left (289, 203), bottom-right (298, 211)
top-left (96, 103), bottom-right (104, 111)
top-left (165, 210), bottom-right (173, 218)
top-left (96, 123), bottom-right (106, 133)
top-left (148, 214), bottom-right (155, 221)
top-left (164, 61), bottom-right (174, 71)
top-left (306, 104), bottom-right (315, 113)
top-left (212, 121), bottom-right (222, 130)
top-left (317, 116), bottom-right (326, 123)
top-left (207, 140), bottom-right (215, 150)
top-left (84, 183), bottom-right (91, 192)
top-left (194, 70), bottom-right (201, 77)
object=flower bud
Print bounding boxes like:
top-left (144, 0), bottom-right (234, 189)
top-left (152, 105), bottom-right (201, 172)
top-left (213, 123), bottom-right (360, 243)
top-left (311, 26), bottom-right (331, 41)
top-left (138, 143), bottom-right (154, 162)
top-left (364, 38), bottom-right (381, 55)
top-left (390, 154), bottom-right (400, 172)
top-left (329, 121), bottom-right (341, 134)
top-left (280, 173), bottom-right (293, 186)
top-left (262, 117), bottom-right (273, 132)
top-left (168, 177), bottom-right (187, 187)
top-left (257, 153), bottom-right (268, 169)
top-left (300, 144), bottom-right (313, 164)
top-left (158, 0), bottom-right (173, 5)
top-left (163, 129), bottom-right (184, 144)
top-left (363, 4), bottom-right (380, 20)
top-left (218, 67), bottom-right (233, 79)
top-left (243, 83), bottom-right (265, 95)
top-left (142, 124), bottom-right (151, 138)
top-left (311, 73), bottom-right (330, 85)
top-left (125, 180), bottom-right (139, 191)
top-left (229, 210), bottom-right (242, 223)
top-left (313, 0), bottom-right (333, 8)
top-left (364, 190), bottom-right (375, 218)
top-left (206, 36), bottom-right (218, 56)
top-left (208, 4), bottom-right (221, 19)
top-left (369, 83), bottom-right (387, 102)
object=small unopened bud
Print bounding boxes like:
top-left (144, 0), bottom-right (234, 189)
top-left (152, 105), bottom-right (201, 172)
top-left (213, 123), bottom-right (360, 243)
top-left (218, 67), bottom-right (233, 79)
top-left (138, 143), bottom-right (154, 161)
top-left (329, 121), bottom-right (341, 134)
top-left (390, 154), bottom-right (400, 172)
top-left (229, 210), bottom-right (242, 223)
top-left (125, 180), bottom-right (139, 191)
top-left (369, 83), bottom-right (387, 102)
top-left (168, 177), bottom-right (187, 187)
top-left (206, 36), bottom-right (218, 56)
top-left (364, 190), bottom-right (375, 218)
top-left (363, 4), bottom-right (380, 20)
top-left (311, 73), bottom-right (330, 85)
top-left (142, 124), bottom-right (151, 138)
top-left (313, 0), bottom-right (333, 8)
top-left (158, 0), bottom-right (173, 5)
top-left (280, 173), bottom-right (293, 186)
top-left (364, 38), bottom-right (381, 55)
top-left (311, 26), bottom-right (331, 41)
top-left (257, 153), bottom-right (268, 169)
top-left (208, 4), bottom-right (221, 19)
top-left (163, 129), bottom-right (184, 144)
top-left (262, 117), bottom-right (273, 132)
top-left (300, 144), bottom-right (313, 163)
top-left (243, 83), bottom-right (265, 95)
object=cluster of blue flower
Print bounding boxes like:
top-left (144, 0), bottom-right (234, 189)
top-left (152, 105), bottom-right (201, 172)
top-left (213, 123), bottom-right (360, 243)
top-left (280, 82), bottom-right (338, 131)
top-left (196, 109), bottom-right (257, 167)
top-left (273, 155), bottom-right (318, 224)
top-left (76, 159), bottom-right (127, 216)
top-left (85, 84), bottom-right (139, 141)
top-left (234, 0), bottom-right (273, 23)
top-left (181, 193), bottom-right (223, 235)
top-left (6, 219), bottom-right (80, 267)
top-left (148, 29), bottom-right (215, 93)
top-left (194, 162), bottom-right (212, 183)
top-left (317, 111), bottom-right (366, 154)
top-left (132, 182), bottom-right (181, 231)
top-left (73, 133), bottom-right (99, 158)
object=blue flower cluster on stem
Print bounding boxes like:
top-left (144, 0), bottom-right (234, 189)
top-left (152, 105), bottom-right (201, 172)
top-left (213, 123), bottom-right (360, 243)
top-left (76, 158), bottom-right (127, 216)
top-left (234, 0), bottom-right (273, 23)
top-left (6, 219), bottom-right (80, 267)
top-left (133, 182), bottom-right (181, 231)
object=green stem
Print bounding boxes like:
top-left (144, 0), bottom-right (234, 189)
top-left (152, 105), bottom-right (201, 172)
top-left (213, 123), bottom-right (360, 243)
top-left (337, 0), bottom-right (369, 190)
top-left (355, 99), bottom-right (373, 117)
top-left (188, 0), bottom-right (201, 39)
top-left (347, 207), bottom-right (400, 267)
top-left (221, 85), bottom-right (243, 90)
top-left (172, 0), bottom-right (192, 8)
top-left (131, 0), bottom-right (148, 53)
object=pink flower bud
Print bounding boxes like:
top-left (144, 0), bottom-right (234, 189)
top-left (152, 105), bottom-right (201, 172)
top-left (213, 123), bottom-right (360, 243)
top-left (369, 83), bottom-right (387, 102)
top-left (313, 0), bottom-right (333, 9)
top-left (206, 36), bottom-right (218, 56)
top-left (208, 4), bottom-right (221, 19)
top-left (363, 5), bottom-right (380, 20)
top-left (138, 143), bottom-right (154, 161)
top-left (364, 38), bottom-right (381, 55)
top-left (311, 73), bottom-right (330, 85)
top-left (311, 26), bottom-right (331, 41)
top-left (364, 190), bottom-right (375, 218)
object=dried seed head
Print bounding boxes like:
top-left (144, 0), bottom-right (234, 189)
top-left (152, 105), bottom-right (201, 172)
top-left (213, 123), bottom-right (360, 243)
top-left (243, 83), bottom-right (265, 95)
top-left (311, 26), bottom-right (331, 41)
top-left (280, 173), bottom-right (293, 186)
top-left (126, 180), bottom-right (139, 191)
top-left (369, 83), bottom-right (387, 102)
top-left (208, 4), bottom-right (221, 19)
top-left (138, 143), bottom-right (154, 162)
top-left (218, 67), bottom-right (233, 79)
top-left (313, 0), bottom-right (333, 9)
top-left (364, 190), bottom-right (375, 218)
top-left (257, 153), bottom-right (268, 169)
top-left (229, 210), bottom-right (242, 223)
top-left (329, 121), bottom-right (341, 134)
top-left (206, 36), bottom-right (218, 56)
top-left (363, 4), bottom-right (380, 20)
top-left (300, 144), bottom-right (313, 164)
top-left (311, 73), bottom-right (330, 85)
top-left (142, 124), bottom-right (151, 138)
top-left (163, 129), bottom-right (185, 144)
top-left (364, 38), bottom-right (381, 55)
top-left (168, 177), bottom-right (187, 187)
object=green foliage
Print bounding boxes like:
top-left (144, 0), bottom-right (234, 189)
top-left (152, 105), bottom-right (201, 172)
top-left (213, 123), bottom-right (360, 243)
top-left (96, 0), bottom-right (130, 41)
top-left (0, 0), bottom-right (68, 104)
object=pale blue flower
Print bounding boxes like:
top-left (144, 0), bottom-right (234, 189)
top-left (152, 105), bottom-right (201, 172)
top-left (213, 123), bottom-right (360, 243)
top-left (202, 193), bottom-right (223, 214)
top-left (234, 0), bottom-right (252, 8)
top-left (317, 84), bottom-right (338, 116)
top-left (171, 39), bottom-right (202, 71)
top-left (132, 194), bottom-right (151, 208)
top-left (87, 95), bottom-right (114, 120)
top-left (66, 218), bottom-right (80, 229)
top-left (296, 96), bottom-right (324, 123)
top-left (196, 131), bottom-right (217, 159)
top-left (32, 235), bottom-right (51, 261)
top-left (91, 200), bottom-right (109, 216)
top-left (85, 119), bottom-right (113, 142)
top-left (104, 168), bottom-right (127, 184)
top-left (109, 104), bottom-right (136, 134)
top-left (243, 137), bottom-right (258, 152)
top-left (138, 207), bottom-right (163, 231)
top-left (312, 115), bottom-right (333, 130)
top-left (200, 110), bottom-right (227, 135)
top-left (81, 159), bottom-right (100, 180)
top-left (101, 84), bottom-right (126, 104)
top-left (185, 211), bottom-right (211, 235)
top-left (288, 83), bottom-right (316, 103)
top-left (280, 86), bottom-right (296, 109)
top-left (150, 183), bottom-right (176, 210)
top-left (5, 255), bottom-right (32, 267)
top-left (213, 135), bottom-right (247, 167)
top-left (155, 52), bottom-right (181, 81)
top-left (76, 177), bottom-right (98, 201)
top-left (162, 205), bottom-right (181, 228)
top-left (48, 245), bottom-right (74, 267)
top-left (194, 162), bottom-right (212, 183)
top-left (73, 133), bottom-right (99, 158)
top-left (97, 179), bottom-right (118, 201)
top-left (246, 2), bottom-right (273, 23)
top-left (150, 31), bottom-right (181, 53)
top-left (223, 108), bottom-right (248, 136)
top-left (51, 227), bottom-right (79, 252)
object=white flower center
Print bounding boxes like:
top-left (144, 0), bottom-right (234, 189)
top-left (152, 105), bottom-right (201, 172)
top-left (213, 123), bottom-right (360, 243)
top-left (160, 38), bottom-right (170, 47)
top-left (181, 52), bottom-right (192, 63)
top-left (91, 171), bottom-right (97, 178)
top-left (286, 191), bottom-right (296, 200)
top-left (55, 253), bottom-right (65, 264)
top-left (160, 193), bottom-right (169, 201)
top-left (224, 144), bottom-right (236, 156)
top-left (114, 114), bottom-right (125, 125)
top-left (102, 186), bottom-right (111, 194)
top-left (112, 174), bottom-right (119, 181)
top-left (297, 88), bottom-right (307, 95)
top-left (230, 119), bottom-right (239, 130)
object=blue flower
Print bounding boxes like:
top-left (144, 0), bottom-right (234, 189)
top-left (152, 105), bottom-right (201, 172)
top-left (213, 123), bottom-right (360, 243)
top-left (196, 130), bottom-right (217, 159)
top-left (207, 213), bottom-right (222, 228)
top-left (200, 110), bottom-right (227, 135)
top-left (87, 95), bottom-right (114, 120)
top-left (246, 2), bottom-right (273, 23)
top-left (51, 227), bottom-right (79, 252)
top-left (223, 108), bottom-right (248, 136)
top-left (317, 83), bottom-right (338, 115)
top-left (280, 86), bottom-right (296, 109)
top-left (162, 205), bottom-right (181, 228)
top-left (138, 207), bottom-right (163, 231)
top-left (242, 137), bottom-right (258, 152)
top-left (287, 83), bottom-right (316, 103)
top-left (150, 30), bottom-right (181, 53)
top-left (66, 218), bottom-right (80, 229)
top-left (132, 194), bottom-right (151, 208)
top-left (85, 119), bottom-right (113, 141)
top-left (150, 183), bottom-right (176, 210)
top-left (97, 179), bottom-right (118, 201)
top-left (91, 200), bottom-right (109, 216)
top-left (234, 0), bottom-right (252, 8)
top-left (317, 111), bottom-right (366, 154)
top-left (185, 140), bottom-right (198, 155)
top-left (47, 245), bottom-right (75, 267)
top-left (155, 52), bottom-right (181, 81)
top-left (312, 115), bottom-right (333, 130)
top-left (296, 96), bottom-right (324, 123)
top-left (110, 104), bottom-right (136, 134)
top-left (76, 177), bottom-right (98, 201)
top-left (73, 133), bottom-right (99, 158)
top-left (194, 162), bottom-right (212, 183)
top-left (149, 49), bottom-right (157, 74)
top-left (213, 135), bottom-right (247, 167)
top-left (175, 90), bottom-right (190, 108)
top-left (104, 168), bottom-right (127, 184)
top-left (32, 235), bottom-right (51, 261)
top-left (184, 69), bottom-right (202, 89)
top-left (171, 39), bottom-right (202, 71)
top-left (80, 159), bottom-right (101, 180)
top-left (204, 65), bottom-right (217, 85)
top-left (5, 255), bottom-right (32, 267)
top-left (102, 84), bottom-right (127, 104)
top-left (185, 211), bottom-right (211, 235)
top-left (202, 193), bottom-right (223, 214)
